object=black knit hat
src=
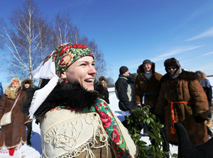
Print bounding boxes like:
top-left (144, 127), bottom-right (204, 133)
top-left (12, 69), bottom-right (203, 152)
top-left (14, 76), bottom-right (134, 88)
top-left (143, 59), bottom-right (152, 65)
top-left (119, 66), bottom-right (128, 74)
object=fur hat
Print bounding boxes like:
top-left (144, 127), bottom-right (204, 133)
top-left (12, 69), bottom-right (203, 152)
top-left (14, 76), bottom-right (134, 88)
top-left (119, 66), bottom-right (128, 74)
top-left (164, 58), bottom-right (181, 78)
top-left (99, 76), bottom-right (106, 82)
top-left (164, 58), bottom-right (181, 68)
top-left (143, 59), bottom-right (152, 65)
top-left (21, 78), bottom-right (33, 89)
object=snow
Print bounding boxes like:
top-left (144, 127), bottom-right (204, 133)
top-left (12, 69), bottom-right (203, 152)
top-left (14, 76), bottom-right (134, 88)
top-left (1, 87), bottom-right (212, 157)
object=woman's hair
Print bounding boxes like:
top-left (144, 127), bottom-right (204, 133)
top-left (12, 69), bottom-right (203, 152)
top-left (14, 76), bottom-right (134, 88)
top-left (99, 76), bottom-right (107, 87)
top-left (195, 71), bottom-right (206, 81)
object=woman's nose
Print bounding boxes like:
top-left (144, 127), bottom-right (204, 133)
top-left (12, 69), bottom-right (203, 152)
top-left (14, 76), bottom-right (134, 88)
top-left (88, 65), bottom-right (97, 75)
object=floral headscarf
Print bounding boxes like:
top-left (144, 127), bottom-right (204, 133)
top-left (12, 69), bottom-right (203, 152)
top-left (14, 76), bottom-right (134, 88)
top-left (43, 43), bottom-right (94, 76)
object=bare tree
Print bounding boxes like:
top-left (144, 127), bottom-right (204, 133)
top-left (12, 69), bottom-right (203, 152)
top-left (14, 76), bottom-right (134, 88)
top-left (0, 0), bottom-right (107, 80)
top-left (49, 13), bottom-right (76, 48)
top-left (88, 41), bottom-right (106, 78)
top-left (0, 0), bottom-right (50, 79)
top-left (50, 15), bottom-right (107, 77)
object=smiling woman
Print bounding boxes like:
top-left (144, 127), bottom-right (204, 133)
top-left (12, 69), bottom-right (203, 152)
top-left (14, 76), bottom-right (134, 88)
top-left (61, 56), bottom-right (96, 91)
top-left (22, 43), bottom-right (137, 158)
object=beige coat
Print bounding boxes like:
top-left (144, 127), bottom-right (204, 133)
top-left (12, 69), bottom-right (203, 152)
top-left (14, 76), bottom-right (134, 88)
top-left (40, 107), bottom-right (137, 158)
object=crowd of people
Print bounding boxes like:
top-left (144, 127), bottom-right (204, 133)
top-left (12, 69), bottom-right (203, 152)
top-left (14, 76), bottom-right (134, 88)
top-left (0, 42), bottom-right (212, 157)
top-left (115, 58), bottom-right (212, 157)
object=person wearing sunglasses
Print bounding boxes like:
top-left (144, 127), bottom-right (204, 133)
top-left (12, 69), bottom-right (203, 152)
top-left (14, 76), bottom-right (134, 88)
top-left (154, 57), bottom-right (209, 147)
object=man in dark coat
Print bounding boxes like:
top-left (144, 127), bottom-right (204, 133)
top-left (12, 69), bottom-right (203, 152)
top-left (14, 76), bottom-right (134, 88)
top-left (115, 66), bottom-right (136, 113)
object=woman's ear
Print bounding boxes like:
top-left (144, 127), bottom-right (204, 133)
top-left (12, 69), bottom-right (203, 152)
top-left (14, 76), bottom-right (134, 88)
top-left (60, 71), bottom-right (67, 80)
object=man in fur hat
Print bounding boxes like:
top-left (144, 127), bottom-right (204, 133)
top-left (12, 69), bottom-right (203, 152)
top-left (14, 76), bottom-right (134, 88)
top-left (154, 57), bottom-right (209, 146)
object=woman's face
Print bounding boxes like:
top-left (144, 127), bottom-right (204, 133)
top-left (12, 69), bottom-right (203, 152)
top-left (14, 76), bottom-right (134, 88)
top-left (61, 56), bottom-right (96, 91)
top-left (24, 83), bottom-right (30, 89)
top-left (143, 64), bottom-right (152, 72)
top-left (101, 80), bottom-right (106, 84)
top-left (11, 82), bottom-right (20, 89)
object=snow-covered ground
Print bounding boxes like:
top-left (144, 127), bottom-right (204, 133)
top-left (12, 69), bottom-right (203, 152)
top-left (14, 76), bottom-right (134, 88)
top-left (1, 87), bottom-right (212, 157)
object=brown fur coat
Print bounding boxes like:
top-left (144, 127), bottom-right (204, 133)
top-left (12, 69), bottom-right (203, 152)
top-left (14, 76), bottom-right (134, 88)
top-left (154, 69), bottom-right (209, 145)
top-left (135, 63), bottom-right (162, 111)
top-left (0, 88), bottom-right (28, 149)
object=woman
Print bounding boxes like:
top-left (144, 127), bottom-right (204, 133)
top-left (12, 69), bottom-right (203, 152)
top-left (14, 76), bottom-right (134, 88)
top-left (21, 78), bottom-right (34, 146)
top-left (94, 76), bottom-right (110, 104)
top-left (0, 78), bottom-right (28, 156)
top-left (23, 43), bottom-right (137, 158)
top-left (195, 71), bottom-right (212, 127)
top-left (154, 58), bottom-right (209, 146)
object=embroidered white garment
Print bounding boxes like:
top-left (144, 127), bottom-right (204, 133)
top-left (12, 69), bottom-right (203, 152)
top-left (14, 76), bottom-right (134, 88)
top-left (29, 51), bottom-right (59, 119)
top-left (41, 109), bottom-right (109, 158)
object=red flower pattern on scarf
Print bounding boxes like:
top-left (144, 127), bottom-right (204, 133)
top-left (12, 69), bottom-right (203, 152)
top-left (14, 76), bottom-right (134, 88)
top-left (98, 111), bottom-right (112, 128)
top-left (111, 128), bottom-right (120, 143)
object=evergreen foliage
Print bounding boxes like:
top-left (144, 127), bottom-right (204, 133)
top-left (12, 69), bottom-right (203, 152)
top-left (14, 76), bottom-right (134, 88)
top-left (126, 106), bottom-right (168, 158)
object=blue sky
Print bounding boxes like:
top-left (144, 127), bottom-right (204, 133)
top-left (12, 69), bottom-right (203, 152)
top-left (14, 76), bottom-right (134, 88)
top-left (0, 0), bottom-right (213, 88)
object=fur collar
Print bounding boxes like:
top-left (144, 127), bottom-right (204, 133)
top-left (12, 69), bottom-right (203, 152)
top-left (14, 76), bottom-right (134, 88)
top-left (22, 82), bottom-right (98, 117)
top-left (161, 69), bottom-right (196, 83)
top-left (5, 86), bottom-right (20, 99)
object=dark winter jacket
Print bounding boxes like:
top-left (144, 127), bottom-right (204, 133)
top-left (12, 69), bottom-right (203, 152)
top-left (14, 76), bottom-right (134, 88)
top-left (0, 88), bottom-right (28, 149)
top-left (115, 75), bottom-right (136, 112)
top-left (135, 62), bottom-right (162, 112)
top-left (154, 69), bottom-right (209, 145)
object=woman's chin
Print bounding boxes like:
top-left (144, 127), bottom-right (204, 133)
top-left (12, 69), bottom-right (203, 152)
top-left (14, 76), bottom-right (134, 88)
top-left (83, 85), bottom-right (94, 91)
